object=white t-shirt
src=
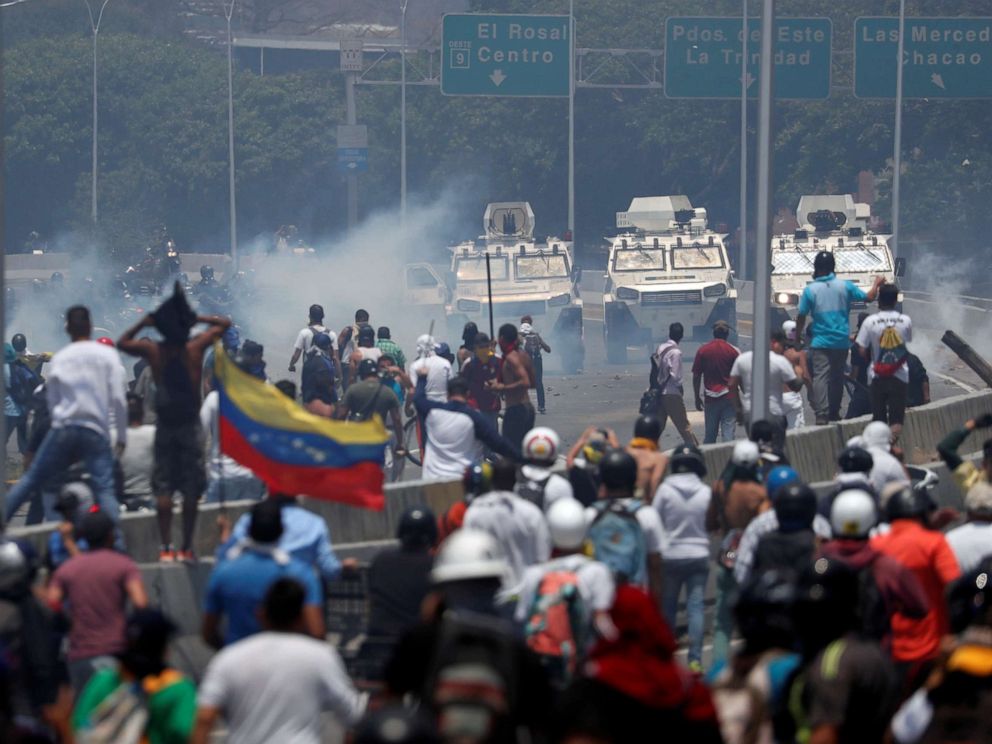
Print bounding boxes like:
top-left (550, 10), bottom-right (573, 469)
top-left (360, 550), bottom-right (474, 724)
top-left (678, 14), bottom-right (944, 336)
top-left (198, 631), bottom-right (366, 744)
top-left (119, 424), bottom-right (155, 498)
top-left (408, 354), bottom-right (452, 402)
top-left (421, 407), bottom-right (485, 482)
top-left (855, 310), bottom-right (912, 383)
top-left (514, 554), bottom-right (616, 623)
top-left (945, 521), bottom-right (992, 574)
top-left (294, 324), bottom-right (337, 357)
top-left (730, 350), bottom-right (798, 417)
top-left (201, 391), bottom-right (255, 480)
top-left (463, 491), bottom-right (552, 587)
top-left (47, 340), bottom-right (128, 444)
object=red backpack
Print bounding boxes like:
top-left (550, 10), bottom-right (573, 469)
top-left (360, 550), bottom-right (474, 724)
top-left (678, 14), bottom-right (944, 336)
top-left (524, 569), bottom-right (586, 683)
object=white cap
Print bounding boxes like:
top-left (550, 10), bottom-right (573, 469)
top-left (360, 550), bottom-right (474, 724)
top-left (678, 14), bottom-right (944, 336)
top-left (862, 421), bottom-right (893, 452)
top-left (547, 498), bottom-right (587, 551)
top-left (830, 489), bottom-right (878, 538)
top-left (431, 529), bottom-right (508, 585)
top-left (523, 427), bottom-right (560, 464)
top-left (782, 320), bottom-right (797, 341)
top-left (732, 440), bottom-right (760, 467)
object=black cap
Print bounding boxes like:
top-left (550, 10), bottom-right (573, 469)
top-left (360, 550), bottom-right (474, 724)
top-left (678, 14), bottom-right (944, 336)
top-left (838, 446), bottom-right (873, 474)
top-left (249, 499), bottom-right (284, 544)
top-left (598, 449), bottom-right (638, 491)
top-left (359, 358), bottom-right (379, 378)
top-left (397, 506), bottom-right (438, 549)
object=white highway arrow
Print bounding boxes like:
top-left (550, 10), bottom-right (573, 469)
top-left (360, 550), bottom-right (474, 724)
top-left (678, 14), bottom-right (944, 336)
top-left (742, 72), bottom-right (756, 89)
top-left (490, 69), bottom-right (507, 87)
top-left (931, 73), bottom-right (946, 90)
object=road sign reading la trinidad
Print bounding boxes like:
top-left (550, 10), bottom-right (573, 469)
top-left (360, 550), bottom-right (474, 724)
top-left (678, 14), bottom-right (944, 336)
top-left (855, 17), bottom-right (992, 98)
top-left (441, 14), bottom-right (570, 97)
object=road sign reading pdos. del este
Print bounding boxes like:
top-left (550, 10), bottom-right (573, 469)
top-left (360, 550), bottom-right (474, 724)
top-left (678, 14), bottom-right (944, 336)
top-left (664, 17), bottom-right (832, 99)
top-left (855, 17), bottom-right (992, 98)
top-left (441, 14), bottom-right (570, 97)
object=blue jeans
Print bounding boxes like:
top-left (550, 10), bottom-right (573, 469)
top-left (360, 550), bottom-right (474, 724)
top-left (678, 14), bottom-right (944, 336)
top-left (4, 426), bottom-right (119, 524)
top-left (711, 566), bottom-right (738, 671)
top-left (662, 557), bottom-right (710, 665)
top-left (703, 396), bottom-right (736, 444)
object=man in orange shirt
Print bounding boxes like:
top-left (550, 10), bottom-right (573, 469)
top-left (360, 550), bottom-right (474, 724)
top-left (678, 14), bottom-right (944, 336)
top-left (871, 485), bottom-right (961, 691)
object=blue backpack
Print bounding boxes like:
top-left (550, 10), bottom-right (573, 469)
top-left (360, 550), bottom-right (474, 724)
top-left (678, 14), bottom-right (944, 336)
top-left (587, 499), bottom-right (647, 585)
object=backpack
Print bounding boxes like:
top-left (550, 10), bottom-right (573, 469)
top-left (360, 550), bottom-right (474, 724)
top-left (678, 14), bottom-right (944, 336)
top-left (516, 470), bottom-right (552, 509)
top-left (588, 499), bottom-right (647, 585)
top-left (524, 566), bottom-right (587, 685)
top-left (8, 360), bottom-right (41, 409)
top-left (711, 651), bottom-right (789, 744)
top-left (424, 610), bottom-right (520, 743)
top-left (522, 333), bottom-right (542, 358)
top-left (76, 682), bottom-right (149, 744)
top-left (872, 318), bottom-right (909, 378)
top-left (855, 557), bottom-right (891, 643)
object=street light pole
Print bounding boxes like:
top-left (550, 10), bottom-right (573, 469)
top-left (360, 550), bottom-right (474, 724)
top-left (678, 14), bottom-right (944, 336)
top-left (891, 0), bottom-right (906, 260)
top-left (84, 0), bottom-right (111, 226)
top-left (567, 0), bottom-right (575, 242)
top-left (400, 0), bottom-right (408, 228)
top-left (225, 0), bottom-right (238, 267)
top-left (739, 0), bottom-right (748, 279)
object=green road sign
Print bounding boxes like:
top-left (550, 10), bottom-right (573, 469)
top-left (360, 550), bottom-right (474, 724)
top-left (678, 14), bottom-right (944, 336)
top-left (441, 13), bottom-right (570, 97)
top-left (664, 17), bottom-right (831, 99)
top-left (855, 17), bottom-right (992, 98)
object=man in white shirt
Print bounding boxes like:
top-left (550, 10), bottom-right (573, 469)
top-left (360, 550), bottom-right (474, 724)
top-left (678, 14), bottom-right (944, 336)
top-left (408, 334), bottom-right (452, 403)
top-left (4, 306), bottom-right (127, 524)
top-left (288, 304), bottom-right (337, 374)
top-left (728, 329), bottom-right (803, 448)
top-left (192, 578), bottom-right (365, 744)
top-left (119, 393), bottom-right (156, 509)
top-left (946, 482), bottom-right (992, 573)
top-left (861, 421), bottom-right (910, 496)
top-left (463, 458), bottom-right (552, 590)
top-left (200, 388), bottom-right (266, 503)
top-left (855, 283), bottom-right (913, 439)
top-left (650, 322), bottom-right (698, 446)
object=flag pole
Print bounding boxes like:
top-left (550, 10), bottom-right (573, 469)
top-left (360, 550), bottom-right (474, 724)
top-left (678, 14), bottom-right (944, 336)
top-left (485, 253), bottom-right (495, 339)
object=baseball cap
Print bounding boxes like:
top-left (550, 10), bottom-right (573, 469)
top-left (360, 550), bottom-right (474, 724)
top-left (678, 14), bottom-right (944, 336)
top-left (966, 481), bottom-right (992, 515)
top-left (435, 342), bottom-right (452, 358)
top-left (358, 358), bottom-right (378, 378)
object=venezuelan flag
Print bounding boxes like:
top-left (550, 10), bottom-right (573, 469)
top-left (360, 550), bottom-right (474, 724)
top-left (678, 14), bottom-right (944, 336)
top-left (213, 343), bottom-right (388, 510)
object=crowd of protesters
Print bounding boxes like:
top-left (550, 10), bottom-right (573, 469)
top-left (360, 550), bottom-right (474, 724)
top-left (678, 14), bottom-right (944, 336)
top-left (0, 257), bottom-right (990, 744)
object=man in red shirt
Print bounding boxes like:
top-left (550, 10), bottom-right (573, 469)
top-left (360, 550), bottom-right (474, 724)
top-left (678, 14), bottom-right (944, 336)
top-left (459, 332), bottom-right (501, 429)
top-left (871, 485), bottom-right (961, 690)
top-left (691, 320), bottom-right (740, 444)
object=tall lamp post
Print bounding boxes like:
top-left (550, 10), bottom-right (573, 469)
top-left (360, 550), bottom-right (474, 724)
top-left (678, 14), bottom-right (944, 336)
top-left (84, 0), bottom-right (111, 225)
top-left (224, 0), bottom-right (238, 266)
top-left (891, 0), bottom-right (906, 259)
top-left (400, 0), bottom-right (408, 227)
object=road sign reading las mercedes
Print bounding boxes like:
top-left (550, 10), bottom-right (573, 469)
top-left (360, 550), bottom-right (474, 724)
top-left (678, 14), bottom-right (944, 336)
top-left (855, 17), bottom-right (992, 98)
top-left (665, 17), bottom-right (832, 99)
top-left (441, 14), bottom-right (570, 97)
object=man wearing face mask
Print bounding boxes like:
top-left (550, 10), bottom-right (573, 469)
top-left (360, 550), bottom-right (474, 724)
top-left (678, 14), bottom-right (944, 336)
top-left (459, 332), bottom-right (501, 430)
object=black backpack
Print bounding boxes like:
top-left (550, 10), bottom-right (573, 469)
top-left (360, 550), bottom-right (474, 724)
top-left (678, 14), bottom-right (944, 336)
top-left (8, 361), bottom-right (42, 409)
top-left (516, 469), bottom-right (552, 509)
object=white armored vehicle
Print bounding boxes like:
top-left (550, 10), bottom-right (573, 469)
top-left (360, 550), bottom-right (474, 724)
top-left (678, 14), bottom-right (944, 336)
top-left (770, 195), bottom-right (901, 328)
top-left (403, 202), bottom-right (584, 373)
top-left (602, 196), bottom-right (737, 363)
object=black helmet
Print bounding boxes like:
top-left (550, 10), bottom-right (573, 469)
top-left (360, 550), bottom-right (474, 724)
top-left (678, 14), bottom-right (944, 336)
top-left (838, 446), bottom-right (873, 474)
top-left (734, 569), bottom-right (797, 650)
top-left (773, 483), bottom-right (817, 533)
top-left (353, 705), bottom-right (440, 744)
top-left (10, 333), bottom-right (26, 352)
top-left (462, 461), bottom-right (493, 498)
top-left (670, 444), bottom-right (707, 477)
top-left (358, 325), bottom-right (376, 345)
top-left (200, 265), bottom-right (214, 280)
top-left (813, 250), bottom-right (835, 275)
top-left (794, 556), bottom-right (860, 642)
top-left (947, 558), bottom-right (992, 634)
top-left (50, 271), bottom-right (64, 284)
top-left (598, 448), bottom-right (638, 491)
top-left (633, 414), bottom-right (663, 442)
top-left (397, 506), bottom-right (438, 549)
top-left (885, 485), bottom-right (933, 522)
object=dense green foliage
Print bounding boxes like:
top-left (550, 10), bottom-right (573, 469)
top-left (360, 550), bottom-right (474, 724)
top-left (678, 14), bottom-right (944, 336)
top-left (3, 0), bottom-right (991, 266)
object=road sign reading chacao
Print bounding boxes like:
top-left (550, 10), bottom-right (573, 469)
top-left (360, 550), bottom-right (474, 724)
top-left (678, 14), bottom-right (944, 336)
top-left (441, 14), bottom-right (570, 97)
top-left (855, 17), bottom-right (992, 98)
top-left (664, 17), bottom-right (831, 99)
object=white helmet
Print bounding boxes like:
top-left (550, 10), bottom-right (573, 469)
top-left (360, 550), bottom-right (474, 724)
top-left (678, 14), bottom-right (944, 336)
top-left (782, 319), bottom-right (797, 341)
top-left (862, 421), bottom-right (893, 452)
top-left (523, 427), bottom-right (560, 464)
top-left (431, 529), bottom-right (508, 585)
top-left (830, 489), bottom-right (878, 538)
top-left (547, 498), bottom-right (587, 551)
top-left (732, 440), bottom-right (760, 467)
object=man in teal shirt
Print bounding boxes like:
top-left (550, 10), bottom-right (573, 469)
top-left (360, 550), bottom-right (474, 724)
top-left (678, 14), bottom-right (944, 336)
top-left (795, 251), bottom-right (883, 425)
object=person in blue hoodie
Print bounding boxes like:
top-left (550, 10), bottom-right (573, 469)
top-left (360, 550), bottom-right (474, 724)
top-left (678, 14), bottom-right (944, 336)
top-left (652, 444), bottom-right (711, 672)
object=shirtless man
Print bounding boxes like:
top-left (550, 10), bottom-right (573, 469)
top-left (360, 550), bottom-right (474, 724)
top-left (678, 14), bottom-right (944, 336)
top-left (487, 323), bottom-right (534, 451)
top-left (781, 320), bottom-right (812, 430)
top-left (118, 287), bottom-right (231, 562)
top-left (626, 414), bottom-right (670, 500)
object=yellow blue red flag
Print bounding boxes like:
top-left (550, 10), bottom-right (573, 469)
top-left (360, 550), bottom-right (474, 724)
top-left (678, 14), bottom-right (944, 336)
top-left (213, 343), bottom-right (388, 510)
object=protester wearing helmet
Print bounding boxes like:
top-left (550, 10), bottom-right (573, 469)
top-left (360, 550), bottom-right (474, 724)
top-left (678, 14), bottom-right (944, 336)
top-left (517, 426), bottom-right (574, 511)
top-left (367, 506), bottom-right (437, 640)
top-left (9, 332), bottom-right (51, 376)
top-left (862, 421), bottom-right (910, 496)
top-left (652, 444), bottom-right (711, 670)
top-left (871, 484), bottom-right (962, 688)
top-left (626, 414), bottom-right (670, 500)
top-left (566, 426), bottom-right (619, 507)
top-left (751, 484), bottom-right (818, 580)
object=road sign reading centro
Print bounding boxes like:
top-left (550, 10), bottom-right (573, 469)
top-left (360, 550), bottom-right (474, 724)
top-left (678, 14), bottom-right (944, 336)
top-left (664, 17), bottom-right (831, 99)
top-left (441, 14), bottom-right (570, 97)
top-left (855, 17), bottom-right (992, 98)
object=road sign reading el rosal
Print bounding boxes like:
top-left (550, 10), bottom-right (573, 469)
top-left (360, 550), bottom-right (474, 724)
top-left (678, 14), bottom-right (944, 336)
top-left (855, 17), bottom-right (992, 98)
top-left (441, 14), bottom-right (570, 97)
top-left (664, 17), bottom-right (831, 99)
